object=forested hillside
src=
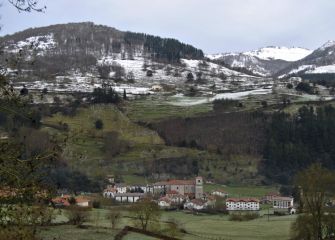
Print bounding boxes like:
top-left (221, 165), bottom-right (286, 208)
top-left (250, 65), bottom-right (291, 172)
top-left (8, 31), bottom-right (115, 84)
top-left (2, 22), bottom-right (204, 78)
top-left (262, 105), bottom-right (335, 184)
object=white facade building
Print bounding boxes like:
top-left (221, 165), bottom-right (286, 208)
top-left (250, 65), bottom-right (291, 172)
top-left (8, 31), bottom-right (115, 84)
top-left (212, 190), bottom-right (229, 198)
top-left (272, 196), bottom-right (294, 209)
top-left (115, 183), bottom-right (128, 194)
top-left (226, 198), bottom-right (260, 211)
top-left (114, 193), bottom-right (144, 203)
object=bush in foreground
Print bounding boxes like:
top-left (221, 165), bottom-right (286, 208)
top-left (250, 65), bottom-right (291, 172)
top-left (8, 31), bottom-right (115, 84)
top-left (229, 212), bottom-right (259, 221)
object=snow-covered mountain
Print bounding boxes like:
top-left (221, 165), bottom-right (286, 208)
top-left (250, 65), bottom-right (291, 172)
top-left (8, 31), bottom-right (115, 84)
top-left (1, 22), bottom-right (260, 94)
top-left (207, 47), bottom-right (312, 77)
top-left (276, 41), bottom-right (335, 78)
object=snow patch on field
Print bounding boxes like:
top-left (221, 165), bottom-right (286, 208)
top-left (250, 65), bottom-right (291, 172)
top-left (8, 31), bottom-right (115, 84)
top-left (167, 88), bottom-right (272, 106)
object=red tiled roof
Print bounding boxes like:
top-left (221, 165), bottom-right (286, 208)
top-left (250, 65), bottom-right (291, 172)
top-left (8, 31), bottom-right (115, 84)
top-left (52, 196), bottom-right (70, 206)
top-left (167, 190), bottom-right (179, 195)
top-left (166, 179), bottom-right (195, 185)
top-left (272, 196), bottom-right (293, 201)
top-left (75, 196), bottom-right (92, 204)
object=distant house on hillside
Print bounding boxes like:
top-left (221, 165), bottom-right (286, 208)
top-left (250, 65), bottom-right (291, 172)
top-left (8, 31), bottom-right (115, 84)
top-left (226, 198), bottom-right (260, 211)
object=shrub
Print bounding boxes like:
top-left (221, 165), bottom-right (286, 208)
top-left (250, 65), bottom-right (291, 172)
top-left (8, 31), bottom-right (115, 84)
top-left (286, 83), bottom-right (293, 89)
top-left (92, 200), bottom-right (101, 209)
top-left (296, 82), bottom-right (313, 94)
top-left (95, 119), bottom-right (104, 130)
top-left (65, 206), bottom-right (90, 226)
top-left (146, 70), bottom-right (153, 77)
top-left (229, 212), bottom-right (259, 221)
top-left (261, 100), bottom-right (268, 107)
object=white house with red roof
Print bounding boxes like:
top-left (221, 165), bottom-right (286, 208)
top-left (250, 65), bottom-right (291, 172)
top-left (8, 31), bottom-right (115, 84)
top-left (212, 189), bottom-right (229, 198)
top-left (158, 197), bottom-right (172, 208)
top-left (184, 199), bottom-right (207, 210)
top-left (226, 198), bottom-right (260, 211)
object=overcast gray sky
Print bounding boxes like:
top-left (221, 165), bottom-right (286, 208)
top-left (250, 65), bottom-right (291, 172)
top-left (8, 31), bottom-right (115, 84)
top-left (2, 0), bottom-right (335, 53)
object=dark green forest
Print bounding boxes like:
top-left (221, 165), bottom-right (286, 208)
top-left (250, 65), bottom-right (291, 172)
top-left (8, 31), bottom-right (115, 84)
top-left (263, 105), bottom-right (335, 184)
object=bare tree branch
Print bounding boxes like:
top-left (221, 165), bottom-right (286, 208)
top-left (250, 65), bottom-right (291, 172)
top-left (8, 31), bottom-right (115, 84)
top-left (8, 0), bottom-right (46, 12)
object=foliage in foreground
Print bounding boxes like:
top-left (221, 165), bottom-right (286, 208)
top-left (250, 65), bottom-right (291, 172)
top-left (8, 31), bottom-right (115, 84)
top-left (291, 164), bottom-right (335, 240)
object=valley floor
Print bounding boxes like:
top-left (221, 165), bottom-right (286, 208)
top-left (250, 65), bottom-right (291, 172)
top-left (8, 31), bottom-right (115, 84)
top-left (40, 208), bottom-right (296, 240)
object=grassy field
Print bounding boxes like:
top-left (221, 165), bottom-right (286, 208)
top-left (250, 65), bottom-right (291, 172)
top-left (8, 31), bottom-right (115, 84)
top-left (39, 208), bottom-right (295, 240)
top-left (42, 104), bottom-right (262, 184)
top-left (204, 184), bottom-right (279, 198)
top-left (123, 95), bottom-right (213, 123)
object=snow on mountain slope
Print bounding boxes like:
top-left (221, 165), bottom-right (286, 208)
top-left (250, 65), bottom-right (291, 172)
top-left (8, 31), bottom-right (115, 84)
top-left (306, 65), bottom-right (335, 74)
top-left (207, 47), bottom-right (312, 62)
top-left (276, 41), bottom-right (335, 78)
top-left (5, 33), bottom-right (57, 55)
top-left (206, 46), bottom-right (312, 77)
top-left (243, 46), bottom-right (312, 61)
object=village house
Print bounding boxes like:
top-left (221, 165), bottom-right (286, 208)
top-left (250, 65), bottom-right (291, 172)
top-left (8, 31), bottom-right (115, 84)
top-left (272, 196), bottom-right (295, 214)
top-left (211, 189), bottom-right (229, 198)
top-left (272, 196), bottom-right (294, 209)
top-left (166, 190), bottom-right (187, 204)
top-left (51, 195), bottom-right (71, 208)
top-left (128, 185), bottom-right (148, 193)
top-left (75, 196), bottom-right (93, 207)
top-left (184, 199), bottom-right (207, 211)
top-left (114, 183), bottom-right (128, 193)
top-left (103, 187), bottom-right (117, 198)
top-left (261, 192), bottom-right (280, 204)
top-left (158, 197), bottom-right (172, 208)
top-left (51, 195), bottom-right (92, 208)
top-left (226, 198), bottom-right (260, 211)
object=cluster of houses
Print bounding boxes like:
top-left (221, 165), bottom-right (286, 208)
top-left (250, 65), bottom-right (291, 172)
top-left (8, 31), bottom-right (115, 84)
top-left (102, 176), bottom-right (296, 214)
top-left (51, 194), bottom-right (93, 208)
top-left (103, 176), bottom-right (208, 210)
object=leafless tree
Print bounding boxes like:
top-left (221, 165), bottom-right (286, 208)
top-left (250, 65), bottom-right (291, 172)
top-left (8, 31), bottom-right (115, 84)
top-left (8, 0), bottom-right (46, 12)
